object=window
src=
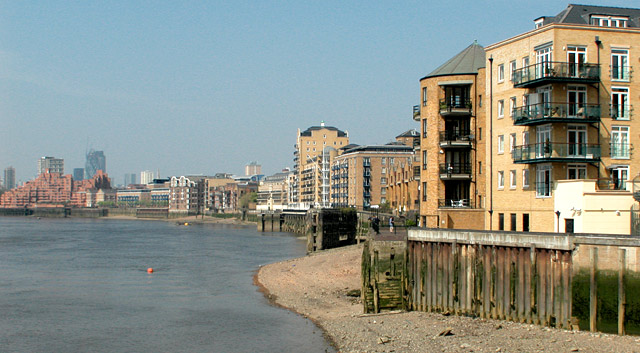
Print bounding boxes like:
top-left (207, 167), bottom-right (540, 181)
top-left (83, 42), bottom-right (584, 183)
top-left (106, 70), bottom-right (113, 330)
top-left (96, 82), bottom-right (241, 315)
top-left (478, 95), bottom-right (482, 107)
top-left (498, 213), bottom-right (505, 231)
top-left (498, 64), bottom-right (505, 82)
top-left (381, 167), bottom-right (386, 174)
top-left (523, 169), bottom-right (530, 188)
top-left (536, 164), bottom-right (551, 197)
top-left (536, 46), bottom-right (552, 78)
top-left (510, 213), bottom-right (517, 231)
top-left (381, 157), bottom-right (386, 165)
top-left (509, 97), bottom-right (516, 117)
top-left (611, 166), bottom-right (629, 190)
top-left (422, 182), bottom-right (427, 201)
top-left (611, 126), bottom-right (630, 159)
top-left (498, 171), bottom-right (504, 189)
top-left (591, 15), bottom-right (628, 27)
top-left (611, 87), bottom-right (630, 120)
top-left (422, 87), bottom-right (428, 106)
top-left (478, 161), bottom-right (482, 174)
top-left (567, 164), bottom-right (587, 179)
top-left (534, 19), bottom-right (544, 29)
top-left (522, 214), bottom-right (530, 232)
top-left (611, 49), bottom-right (629, 81)
top-left (522, 131), bottom-right (530, 146)
top-left (422, 119), bottom-right (428, 138)
top-left (509, 60), bottom-right (517, 81)
top-left (422, 151), bottom-right (428, 170)
top-left (498, 100), bottom-right (505, 118)
top-left (381, 187), bottom-right (386, 195)
top-left (510, 133), bottom-right (516, 153)
top-left (510, 170), bottom-right (516, 189)
top-left (498, 135), bottom-right (504, 154)
top-left (479, 127), bottom-right (482, 140)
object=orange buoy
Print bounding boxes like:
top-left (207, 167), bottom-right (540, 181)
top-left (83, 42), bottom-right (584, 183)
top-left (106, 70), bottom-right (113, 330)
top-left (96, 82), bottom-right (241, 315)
top-left (147, 268), bottom-right (154, 273)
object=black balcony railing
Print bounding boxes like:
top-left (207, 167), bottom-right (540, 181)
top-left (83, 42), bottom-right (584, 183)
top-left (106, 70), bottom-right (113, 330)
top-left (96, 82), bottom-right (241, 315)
top-left (438, 198), bottom-right (475, 208)
top-left (597, 178), bottom-right (628, 191)
top-left (610, 65), bottom-right (632, 81)
top-left (512, 142), bottom-right (601, 163)
top-left (439, 98), bottom-right (472, 115)
top-left (439, 130), bottom-right (472, 147)
top-left (513, 102), bottom-right (600, 125)
top-left (439, 163), bottom-right (472, 178)
top-left (512, 62), bottom-right (600, 88)
top-left (413, 105), bottom-right (421, 121)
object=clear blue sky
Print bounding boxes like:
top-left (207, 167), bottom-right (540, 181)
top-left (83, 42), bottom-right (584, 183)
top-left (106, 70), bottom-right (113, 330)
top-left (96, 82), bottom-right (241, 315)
top-left (0, 1), bottom-right (634, 184)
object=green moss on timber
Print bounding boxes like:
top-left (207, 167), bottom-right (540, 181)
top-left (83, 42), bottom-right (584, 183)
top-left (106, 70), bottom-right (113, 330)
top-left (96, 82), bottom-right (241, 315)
top-left (572, 269), bottom-right (640, 335)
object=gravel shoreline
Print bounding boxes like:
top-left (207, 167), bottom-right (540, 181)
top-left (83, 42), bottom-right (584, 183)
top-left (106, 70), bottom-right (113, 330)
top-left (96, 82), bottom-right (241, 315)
top-left (256, 244), bottom-right (640, 353)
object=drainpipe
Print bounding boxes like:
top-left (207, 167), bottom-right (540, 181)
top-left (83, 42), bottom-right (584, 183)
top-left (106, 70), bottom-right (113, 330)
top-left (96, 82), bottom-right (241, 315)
top-left (595, 35), bottom-right (602, 183)
top-left (489, 55), bottom-right (494, 230)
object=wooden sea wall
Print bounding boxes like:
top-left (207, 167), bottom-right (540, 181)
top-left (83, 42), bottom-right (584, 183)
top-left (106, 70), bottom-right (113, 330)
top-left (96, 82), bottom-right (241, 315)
top-left (363, 229), bottom-right (640, 335)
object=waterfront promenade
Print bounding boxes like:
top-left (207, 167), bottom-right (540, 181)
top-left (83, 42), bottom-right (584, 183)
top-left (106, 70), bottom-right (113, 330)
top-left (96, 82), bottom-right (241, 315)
top-left (256, 244), bottom-right (640, 352)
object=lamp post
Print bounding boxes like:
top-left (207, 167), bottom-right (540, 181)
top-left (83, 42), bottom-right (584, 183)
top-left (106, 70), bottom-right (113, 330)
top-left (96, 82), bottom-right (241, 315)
top-left (555, 210), bottom-right (561, 233)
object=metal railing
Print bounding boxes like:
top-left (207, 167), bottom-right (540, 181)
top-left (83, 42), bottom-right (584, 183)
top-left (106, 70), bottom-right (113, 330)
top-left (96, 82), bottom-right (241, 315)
top-left (439, 130), bottom-right (472, 142)
top-left (597, 178), bottom-right (628, 191)
top-left (610, 103), bottom-right (632, 120)
top-left (610, 65), bottom-right (632, 81)
top-left (512, 102), bottom-right (600, 124)
top-left (438, 162), bottom-right (472, 175)
top-left (512, 62), bottom-right (600, 86)
top-left (439, 98), bottom-right (472, 114)
top-left (610, 142), bottom-right (631, 159)
top-left (512, 142), bottom-right (601, 163)
top-left (438, 198), bottom-right (475, 208)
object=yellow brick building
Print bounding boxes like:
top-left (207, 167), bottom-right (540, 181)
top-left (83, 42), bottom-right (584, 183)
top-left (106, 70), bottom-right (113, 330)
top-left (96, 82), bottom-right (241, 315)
top-left (484, 4), bottom-right (640, 232)
top-left (293, 122), bottom-right (349, 208)
top-left (417, 42), bottom-right (487, 229)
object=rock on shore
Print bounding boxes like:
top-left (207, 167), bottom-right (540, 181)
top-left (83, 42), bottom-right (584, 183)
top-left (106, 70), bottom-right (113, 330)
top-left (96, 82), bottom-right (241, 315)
top-left (256, 244), bottom-right (640, 353)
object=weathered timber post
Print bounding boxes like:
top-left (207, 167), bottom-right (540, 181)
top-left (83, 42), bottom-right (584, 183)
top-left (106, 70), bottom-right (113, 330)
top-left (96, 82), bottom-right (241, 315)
top-left (619, 248), bottom-right (626, 336)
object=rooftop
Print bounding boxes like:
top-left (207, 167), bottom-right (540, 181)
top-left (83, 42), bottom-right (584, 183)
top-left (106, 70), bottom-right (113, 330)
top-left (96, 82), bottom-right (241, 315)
top-left (536, 4), bottom-right (640, 27)
top-left (422, 42), bottom-right (486, 80)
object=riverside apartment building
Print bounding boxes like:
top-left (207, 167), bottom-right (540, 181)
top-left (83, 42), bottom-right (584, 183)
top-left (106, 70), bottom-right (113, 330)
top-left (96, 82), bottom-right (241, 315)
top-left (484, 4), bottom-right (640, 232)
top-left (293, 122), bottom-right (349, 208)
top-left (417, 42), bottom-right (487, 229)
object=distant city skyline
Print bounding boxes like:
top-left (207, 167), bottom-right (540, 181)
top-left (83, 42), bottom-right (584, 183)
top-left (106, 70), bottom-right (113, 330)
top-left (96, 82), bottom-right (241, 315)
top-left (0, 1), bottom-right (632, 183)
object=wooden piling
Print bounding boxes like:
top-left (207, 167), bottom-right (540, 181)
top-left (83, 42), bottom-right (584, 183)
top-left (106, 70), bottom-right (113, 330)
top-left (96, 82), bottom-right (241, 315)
top-left (619, 248), bottom-right (626, 336)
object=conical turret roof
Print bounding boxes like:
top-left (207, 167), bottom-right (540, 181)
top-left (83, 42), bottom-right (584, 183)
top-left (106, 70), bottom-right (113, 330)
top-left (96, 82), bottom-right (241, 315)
top-left (422, 41), bottom-right (486, 79)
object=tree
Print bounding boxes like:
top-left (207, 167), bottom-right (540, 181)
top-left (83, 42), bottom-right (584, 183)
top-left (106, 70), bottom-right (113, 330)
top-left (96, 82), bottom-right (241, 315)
top-left (239, 192), bottom-right (257, 208)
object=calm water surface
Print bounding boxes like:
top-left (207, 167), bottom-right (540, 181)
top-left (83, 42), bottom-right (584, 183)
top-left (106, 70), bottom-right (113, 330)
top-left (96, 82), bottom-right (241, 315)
top-left (0, 217), bottom-right (335, 353)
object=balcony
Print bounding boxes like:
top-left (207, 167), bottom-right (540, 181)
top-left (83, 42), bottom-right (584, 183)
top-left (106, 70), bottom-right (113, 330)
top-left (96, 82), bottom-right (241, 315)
top-left (610, 142), bottom-right (631, 159)
top-left (439, 130), bottom-right (472, 148)
top-left (610, 104), bottom-right (632, 121)
top-left (597, 178), bottom-right (629, 191)
top-left (512, 142), bottom-right (601, 164)
top-left (439, 98), bottom-right (472, 116)
top-left (512, 62), bottom-right (600, 88)
top-left (610, 65), bottom-right (632, 81)
top-left (413, 105), bottom-right (421, 121)
top-left (513, 102), bottom-right (600, 126)
top-left (439, 163), bottom-right (472, 179)
top-left (438, 198), bottom-right (475, 209)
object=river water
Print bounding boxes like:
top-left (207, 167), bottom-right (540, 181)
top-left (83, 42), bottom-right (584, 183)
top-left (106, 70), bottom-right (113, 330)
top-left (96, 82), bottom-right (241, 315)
top-left (0, 217), bottom-right (335, 352)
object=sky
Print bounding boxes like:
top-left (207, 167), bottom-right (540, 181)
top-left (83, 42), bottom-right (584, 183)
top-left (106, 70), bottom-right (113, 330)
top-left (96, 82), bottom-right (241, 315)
top-left (0, 0), bottom-right (635, 185)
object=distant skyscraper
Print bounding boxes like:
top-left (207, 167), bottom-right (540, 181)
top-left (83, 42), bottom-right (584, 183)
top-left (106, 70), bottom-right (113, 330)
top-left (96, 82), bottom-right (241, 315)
top-left (245, 161), bottom-right (261, 176)
top-left (73, 168), bottom-right (84, 181)
top-left (3, 166), bottom-right (16, 189)
top-left (38, 156), bottom-right (64, 175)
top-left (85, 150), bottom-right (106, 179)
top-left (140, 170), bottom-right (154, 185)
top-left (124, 173), bottom-right (137, 187)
